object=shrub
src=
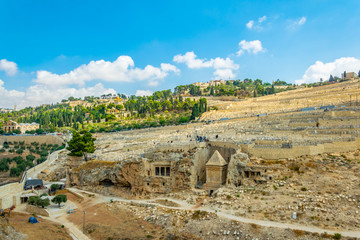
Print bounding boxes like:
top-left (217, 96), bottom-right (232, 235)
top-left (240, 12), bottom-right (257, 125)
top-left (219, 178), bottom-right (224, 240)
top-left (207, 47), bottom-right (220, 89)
top-left (26, 155), bottom-right (36, 161)
top-left (0, 148), bottom-right (5, 153)
top-left (10, 167), bottom-right (21, 177)
top-left (301, 187), bottom-right (307, 191)
top-left (333, 233), bottom-right (342, 239)
top-left (0, 161), bottom-right (9, 172)
top-left (15, 149), bottom-right (23, 155)
top-left (28, 196), bottom-right (50, 208)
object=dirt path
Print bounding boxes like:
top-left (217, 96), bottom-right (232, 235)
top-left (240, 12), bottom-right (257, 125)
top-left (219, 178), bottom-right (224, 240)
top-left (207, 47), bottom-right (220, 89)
top-left (68, 188), bottom-right (360, 238)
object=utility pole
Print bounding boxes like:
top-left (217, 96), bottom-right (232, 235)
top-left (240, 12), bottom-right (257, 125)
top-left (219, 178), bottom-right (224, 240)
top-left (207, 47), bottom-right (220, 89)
top-left (83, 211), bottom-right (86, 233)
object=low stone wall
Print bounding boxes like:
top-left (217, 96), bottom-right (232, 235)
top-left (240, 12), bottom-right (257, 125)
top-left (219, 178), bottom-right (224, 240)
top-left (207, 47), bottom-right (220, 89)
top-left (0, 135), bottom-right (63, 146)
top-left (26, 204), bottom-right (50, 217)
top-left (246, 138), bottom-right (360, 159)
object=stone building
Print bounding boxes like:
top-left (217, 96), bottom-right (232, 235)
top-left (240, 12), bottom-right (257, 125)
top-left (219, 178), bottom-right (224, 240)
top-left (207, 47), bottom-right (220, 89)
top-left (203, 150), bottom-right (228, 191)
top-left (2, 120), bottom-right (40, 134)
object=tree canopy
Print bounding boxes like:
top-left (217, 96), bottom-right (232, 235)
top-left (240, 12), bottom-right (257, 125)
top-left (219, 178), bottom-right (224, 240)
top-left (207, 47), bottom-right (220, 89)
top-left (67, 130), bottom-right (96, 161)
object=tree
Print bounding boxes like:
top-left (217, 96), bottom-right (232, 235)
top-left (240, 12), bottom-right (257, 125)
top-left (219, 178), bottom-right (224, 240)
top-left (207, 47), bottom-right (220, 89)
top-left (67, 130), bottom-right (96, 162)
top-left (210, 87), bottom-right (215, 96)
top-left (50, 184), bottom-right (60, 195)
top-left (329, 74), bottom-right (335, 82)
top-left (52, 194), bottom-right (67, 207)
top-left (344, 71), bottom-right (346, 79)
top-left (28, 196), bottom-right (50, 208)
top-left (191, 103), bottom-right (200, 120)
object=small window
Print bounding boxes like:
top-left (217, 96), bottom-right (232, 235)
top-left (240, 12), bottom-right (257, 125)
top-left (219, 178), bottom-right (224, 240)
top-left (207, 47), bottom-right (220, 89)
top-left (147, 182), bottom-right (150, 186)
top-left (155, 167), bottom-right (160, 176)
top-left (161, 167), bottom-right (165, 176)
top-left (162, 182), bottom-right (165, 186)
top-left (166, 167), bottom-right (170, 176)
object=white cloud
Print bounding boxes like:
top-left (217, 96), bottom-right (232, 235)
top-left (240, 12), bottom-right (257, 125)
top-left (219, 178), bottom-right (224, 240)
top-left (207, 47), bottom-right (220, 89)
top-left (135, 90), bottom-right (153, 97)
top-left (173, 51), bottom-right (239, 80)
top-left (258, 16), bottom-right (267, 23)
top-left (34, 56), bottom-right (180, 87)
top-left (246, 20), bottom-right (254, 29)
top-left (237, 40), bottom-right (264, 56)
top-left (213, 69), bottom-right (236, 79)
top-left (173, 51), bottom-right (238, 70)
top-left (298, 17), bottom-right (306, 26)
top-left (0, 80), bottom-right (116, 109)
top-left (0, 59), bottom-right (18, 76)
top-left (295, 57), bottom-right (360, 84)
top-left (246, 16), bottom-right (267, 30)
top-left (287, 16), bottom-right (307, 30)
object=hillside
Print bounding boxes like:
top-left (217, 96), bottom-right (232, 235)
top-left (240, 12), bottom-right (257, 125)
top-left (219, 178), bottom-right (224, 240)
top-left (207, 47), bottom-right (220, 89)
top-left (201, 79), bottom-right (360, 120)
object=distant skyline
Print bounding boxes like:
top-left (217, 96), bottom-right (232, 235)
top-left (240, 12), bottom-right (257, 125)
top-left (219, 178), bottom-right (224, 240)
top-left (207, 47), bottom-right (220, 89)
top-left (1, 0), bottom-right (360, 108)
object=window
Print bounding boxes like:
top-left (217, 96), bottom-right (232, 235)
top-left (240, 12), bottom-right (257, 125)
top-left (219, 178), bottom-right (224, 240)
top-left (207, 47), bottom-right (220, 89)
top-left (155, 167), bottom-right (160, 176)
top-left (155, 166), bottom-right (170, 177)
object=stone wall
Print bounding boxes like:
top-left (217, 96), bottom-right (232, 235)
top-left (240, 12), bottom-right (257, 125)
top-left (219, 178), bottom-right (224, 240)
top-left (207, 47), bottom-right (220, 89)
top-left (0, 135), bottom-right (63, 146)
top-left (246, 138), bottom-right (360, 159)
top-left (25, 204), bottom-right (50, 216)
top-left (0, 182), bottom-right (24, 209)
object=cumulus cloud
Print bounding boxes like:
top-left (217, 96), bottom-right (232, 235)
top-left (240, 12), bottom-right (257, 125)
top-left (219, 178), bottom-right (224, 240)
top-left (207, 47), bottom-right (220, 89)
top-left (0, 59), bottom-right (18, 75)
top-left (246, 16), bottom-right (267, 30)
top-left (173, 52), bottom-right (238, 70)
top-left (173, 51), bottom-right (239, 79)
top-left (34, 56), bottom-right (180, 87)
top-left (295, 57), bottom-right (360, 85)
top-left (135, 90), bottom-right (153, 97)
top-left (214, 69), bottom-right (236, 79)
top-left (237, 40), bottom-right (264, 56)
top-left (0, 80), bottom-right (116, 109)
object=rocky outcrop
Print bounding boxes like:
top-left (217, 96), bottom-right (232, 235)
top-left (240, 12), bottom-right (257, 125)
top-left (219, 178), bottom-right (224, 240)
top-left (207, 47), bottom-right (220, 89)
top-left (226, 151), bottom-right (249, 187)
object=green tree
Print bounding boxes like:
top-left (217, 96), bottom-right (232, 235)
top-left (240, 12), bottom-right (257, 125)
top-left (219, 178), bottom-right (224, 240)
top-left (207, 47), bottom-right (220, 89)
top-left (191, 103), bottom-right (200, 120)
top-left (210, 87), bottom-right (215, 96)
top-left (52, 194), bottom-right (67, 207)
top-left (67, 130), bottom-right (96, 162)
top-left (50, 183), bottom-right (60, 195)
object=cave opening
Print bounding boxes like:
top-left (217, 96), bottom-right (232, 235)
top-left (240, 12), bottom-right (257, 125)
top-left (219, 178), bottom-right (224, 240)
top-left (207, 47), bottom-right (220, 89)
top-left (99, 179), bottom-right (115, 187)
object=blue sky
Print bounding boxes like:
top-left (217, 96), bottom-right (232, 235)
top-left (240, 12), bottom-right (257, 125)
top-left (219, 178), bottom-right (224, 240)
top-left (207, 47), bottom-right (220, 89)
top-left (1, 0), bottom-right (360, 108)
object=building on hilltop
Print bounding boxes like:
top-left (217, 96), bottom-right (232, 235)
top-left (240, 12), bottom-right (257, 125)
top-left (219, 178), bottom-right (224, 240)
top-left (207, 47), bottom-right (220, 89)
top-left (2, 120), bottom-right (40, 134)
top-left (342, 72), bottom-right (359, 80)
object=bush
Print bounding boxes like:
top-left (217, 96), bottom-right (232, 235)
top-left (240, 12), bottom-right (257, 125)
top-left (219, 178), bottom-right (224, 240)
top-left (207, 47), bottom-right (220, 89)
top-left (10, 167), bottom-right (21, 177)
top-left (0, 161), bottom-right (9, 172)
top-left (333, 233), bottom-right (342, 239)
top-left (15, 149), bottom-right (23, 155)
top-left (26, 155), bottom-right (36, 161)
top-left (0, 148), bottom-right (5, 153)
top-left (28, 196), bottom-right (50, 208)
top-left (301, 187), bottom-right (307, 191)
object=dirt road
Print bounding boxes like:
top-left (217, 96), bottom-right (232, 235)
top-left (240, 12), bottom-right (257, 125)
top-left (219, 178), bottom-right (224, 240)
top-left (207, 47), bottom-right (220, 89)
top-left (66, 188), bottom-right (360, 239)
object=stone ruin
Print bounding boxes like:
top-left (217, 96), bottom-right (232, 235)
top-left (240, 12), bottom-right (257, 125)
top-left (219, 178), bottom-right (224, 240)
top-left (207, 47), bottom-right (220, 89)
top-left (67, 141), bottom-right (271, 197)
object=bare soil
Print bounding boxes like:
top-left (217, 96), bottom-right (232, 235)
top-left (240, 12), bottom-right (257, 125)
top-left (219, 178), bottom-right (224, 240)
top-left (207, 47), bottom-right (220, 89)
top-left (9, 212), bottom-right (72, 240)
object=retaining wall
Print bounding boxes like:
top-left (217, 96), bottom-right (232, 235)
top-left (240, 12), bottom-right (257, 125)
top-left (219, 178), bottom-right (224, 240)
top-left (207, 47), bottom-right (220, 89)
top-left (0, 135), bottom-right (63, 145)
top-left (246, 138), bottom-right (360, 159)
